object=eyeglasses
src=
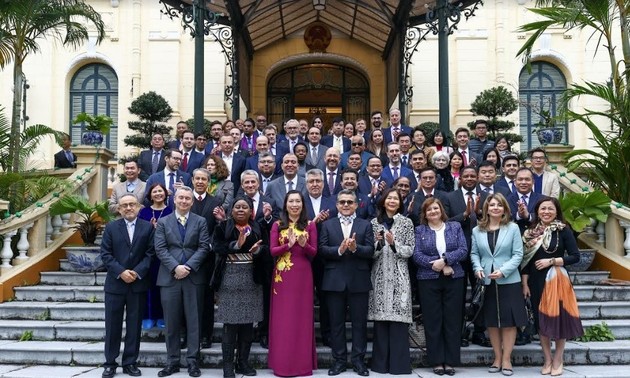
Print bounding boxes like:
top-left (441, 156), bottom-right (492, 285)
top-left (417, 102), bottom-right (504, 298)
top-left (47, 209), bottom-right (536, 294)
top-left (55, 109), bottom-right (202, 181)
top-left (421, 176), bottom-right (436, 181)
top-left (119, 203), bottom-right (138, 209)
top-left (338, 200), bottom-right (355, 206)
top-left (532, 156), bottom-right (546, 161)
top-left (259, 160), bottom-right (274, 165)
top-left (196, 137), bottom-right (207, 141)
top-left (351, 142), bottom-right (364, 146)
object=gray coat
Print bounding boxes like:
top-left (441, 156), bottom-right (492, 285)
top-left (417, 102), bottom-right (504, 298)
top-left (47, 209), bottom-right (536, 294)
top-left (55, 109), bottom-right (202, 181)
top-left (368, 214), bottom-right (415, 323)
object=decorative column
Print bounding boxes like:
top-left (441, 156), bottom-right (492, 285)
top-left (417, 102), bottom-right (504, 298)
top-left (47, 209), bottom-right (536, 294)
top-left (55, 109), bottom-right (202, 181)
top-left (14, 223), bottom-right (34, 265)
top-left (0, 230), bottom-right (17, 270)
top-left (620, 221), bottom-right (630, 258)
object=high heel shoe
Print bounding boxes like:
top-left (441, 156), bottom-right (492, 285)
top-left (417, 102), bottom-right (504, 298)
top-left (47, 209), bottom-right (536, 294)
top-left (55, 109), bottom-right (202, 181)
top-left (541, 364), bottom-right (552, 375)
top-left (551, 363), bottom-right (563, 376)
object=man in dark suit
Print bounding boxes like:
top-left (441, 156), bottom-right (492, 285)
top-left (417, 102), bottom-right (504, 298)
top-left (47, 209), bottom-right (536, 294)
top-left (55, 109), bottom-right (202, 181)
top-left (321, 117), bottom-right (351, 154)
top-left (180, 130), bottom-right (205, 175)
top-left (154, 186), bottom-right (211, 377)
top-left (408, 167), bottom-right (450, 227)
top-left (206, 121), bottom-right (224, 154)
top-left (219, 134), bottom-right (246, 194)
top-left (323, 148), bottom-right (343, 198)
top-left (341, 169), bottom-right (376, 220)
top-left (508, 167), bottom-right (547, 234)
top-left (167, 121), bottom-right (189, 150)
top-left (495, 155), bottom-right (520, 195)
top-left (382, 108), bottom-right (413, 144)
top-left (100, 194), bottom-right (154, 378)
top-left (276, 119), bottom-right (304, 153)
top-left (454, 127), bottom-right (483, 168)
top-left (190, 168), bottom-right (223, 349)
top-left (381, 142), bottom-right (415, 187)
top-left (54, 133), bottom-right (77, 169)
top-left (319, 190), bottom-right (375, 376)
top-left (358, 156), bottom-right (388, 198)
top-left (138, 133), bottom-right (167, 181)
top-left (144, 149), bottom-right (192, 208)
top-left (238, 118), bottom-right (258, 156)
top-left (477, 160), bottom-right (511, 207)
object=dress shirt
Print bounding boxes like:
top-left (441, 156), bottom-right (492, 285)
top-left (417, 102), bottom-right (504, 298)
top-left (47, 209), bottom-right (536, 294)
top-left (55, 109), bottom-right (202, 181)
top-left (125, 219), bottom-right (135, 243)
top-left (261, 175), bottom-right (273, 193)
top-left (309, 195), bottom-right (322, 215)
top-left (195, 192), bottom-right (206, 201)
top-left (222, 153), bottom-right (234, 181)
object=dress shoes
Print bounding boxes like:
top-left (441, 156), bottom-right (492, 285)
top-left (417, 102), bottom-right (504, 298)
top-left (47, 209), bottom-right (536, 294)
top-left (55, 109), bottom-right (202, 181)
top-left (514, 333), bottom-right (531, 346)
top-left (201, 337), bottom-right (212, 349)
top-left (259, 335), bottom-right (269, 349)
top-left (460, 338), bottom-right (470, 347)
top-left (122, 364), bottom-right (142, 376)
top-left (353, 362), bottom-right (369, 376)
top-left (328, 361), bottom-right (347, 376)
top-left (188, 362), bottom-right (202, 377)
top-left (102, 367), bottom-right (116, 378)
top-left (157, 365), bottom-right (180, 377)
top-left (471, 334), bottom-right (492, 347)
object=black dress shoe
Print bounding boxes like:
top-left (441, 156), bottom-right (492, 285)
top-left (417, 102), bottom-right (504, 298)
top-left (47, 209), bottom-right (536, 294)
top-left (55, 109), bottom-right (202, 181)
top-left (188, 362), bottom-right (201, 377)
top-left (122, 364), bottom-right (142, 376)
top-left (102, 367), bottom-right (116, 378)
top-left (201, 337), bottom-right (212, 349)
top-left (353, 362), bottom-right (369, 376)
top-left (328, 361), bottom-right (347, 376)
top-left (157, 365), bottom-right (180, 377)
top-left (461, 338), bottom-right (470, 347)
top-left (180, 337), bottom-right (187, 349)
top-left (472, 334), bottom-right (492, 347)
top-left (259, 335), bottom-right (268, 349)
top-left (515, 334), bottom-right (531, 346)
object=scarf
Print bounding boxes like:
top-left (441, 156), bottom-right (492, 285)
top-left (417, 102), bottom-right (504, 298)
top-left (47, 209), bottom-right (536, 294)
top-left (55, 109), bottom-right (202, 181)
top-left (207, 177), bottom-right (219, 195)
top-left (521, 220), bottom-right (566, 269)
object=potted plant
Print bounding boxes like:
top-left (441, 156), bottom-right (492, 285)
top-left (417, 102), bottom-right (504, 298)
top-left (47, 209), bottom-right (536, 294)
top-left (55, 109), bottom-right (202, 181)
top-left (73, 112), bottom-right (113, 146)
top-left (558, 190), bottom-right (611, 271)
top-left (49, 195), bottom-right (114, 272)
top-left (533, 109), bottom-right (564, 145)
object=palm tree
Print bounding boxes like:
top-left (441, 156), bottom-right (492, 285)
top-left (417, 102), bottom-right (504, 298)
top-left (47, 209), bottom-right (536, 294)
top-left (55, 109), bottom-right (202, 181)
top-left (517, 0), bottom-right (630, 205)
top-left (0, 0), bottom-right (105, 173)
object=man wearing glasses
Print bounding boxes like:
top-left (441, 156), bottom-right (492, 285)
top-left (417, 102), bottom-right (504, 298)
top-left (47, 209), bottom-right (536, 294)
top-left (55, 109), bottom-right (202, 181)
top-left (319, 190), bottom-right (375, 376)
top-left (529, 147), bottom-right (560, 198)
top-left (340, 135), bottom-right (373, 171)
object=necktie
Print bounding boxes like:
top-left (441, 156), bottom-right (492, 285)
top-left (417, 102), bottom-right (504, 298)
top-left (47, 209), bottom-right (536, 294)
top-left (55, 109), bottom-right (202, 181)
top-left (461, 150), bottom-right (468, 166)
top-left (484, 187), bottom-right (491, 193)
top-left (127, 182), bottom-right (135, 193)
top-left (263, 178), bottom-right (270, 193)
top-left (402, 155), bottom-right (407, 166)
top-left (392, 166), bottom-right (399, 180)
top-left (311, 147), bottom-right (317, 163)
top-left (521, 195), bottom-right (528, 205)
top-left (152, 151), bottom-right (159, 173)
top-left (328, 172), bottom-right (335, 193)
top-left (287, 181), bottom-right (294, 192)
top-left (197, 195), bottom-right (203, 201)
top-left (425, 193), bottom-right (433, 198)
top-left (182, 152), bottom-right (189, 171)
top-left (66, 151), bottom-right (74, 163)
top-left (290, 140), bottom-right (296, 153)
top-left (178, 216), bottom-right (187, 226)
top-left (334, 137), bottom-right (342, 152)
top-left (467, 191), bottom-right (477, 221)
top-left (168, 173), bottom-right (175, 194)
top-left (509, 180), bottom-right (516, 194)
top-left (127, 222), bottom-right (135, 243)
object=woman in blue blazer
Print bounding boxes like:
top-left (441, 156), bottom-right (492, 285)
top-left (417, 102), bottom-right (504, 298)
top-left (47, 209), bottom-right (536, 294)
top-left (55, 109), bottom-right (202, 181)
top-left (471, 193), bottom-right (527, 376)
top-left (413, 198), bottom-right (468, 376)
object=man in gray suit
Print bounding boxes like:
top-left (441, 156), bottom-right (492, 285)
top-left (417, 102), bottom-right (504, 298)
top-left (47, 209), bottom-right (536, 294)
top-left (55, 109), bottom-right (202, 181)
top-left (305, 126), bottom-right (328, 171)
top-left (154, 186), bottom-right (211, 377)
top-left (265, 153), bottom-right (307, 210)
top-left (109, 160), bottom-right (146, 215)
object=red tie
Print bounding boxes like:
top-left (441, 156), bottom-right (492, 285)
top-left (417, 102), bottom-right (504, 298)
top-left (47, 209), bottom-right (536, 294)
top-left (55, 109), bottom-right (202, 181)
top-left (182, 152), bottom-right (189, 171)
top-left (461, 150), bottom-right (468, 166)
top-left (198, 195), bottom-right (203, 201)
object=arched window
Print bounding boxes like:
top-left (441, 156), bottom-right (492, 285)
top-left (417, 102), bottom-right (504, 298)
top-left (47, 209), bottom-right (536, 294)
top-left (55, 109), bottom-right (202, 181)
top-left (518, 62), bottom-right (568, 150)
top-left (69, 63), bottom-right (119, 156)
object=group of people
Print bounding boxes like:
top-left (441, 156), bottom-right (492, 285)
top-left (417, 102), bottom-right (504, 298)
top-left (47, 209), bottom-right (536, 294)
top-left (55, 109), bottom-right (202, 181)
top-left (98, 112), bottom-right (583, 378)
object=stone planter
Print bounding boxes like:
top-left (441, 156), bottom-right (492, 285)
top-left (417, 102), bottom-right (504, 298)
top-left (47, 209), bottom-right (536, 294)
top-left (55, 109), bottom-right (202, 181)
top-left (62, 245), bottom-right (104, 273)
top-left (565, 248), bottom-right (596, 272)
top-left (536, 127), bottom-right (564, 145)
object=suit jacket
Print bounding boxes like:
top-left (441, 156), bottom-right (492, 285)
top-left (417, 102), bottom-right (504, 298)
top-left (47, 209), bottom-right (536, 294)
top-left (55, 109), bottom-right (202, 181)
top-left (223, 153), bottom-right (246, 194)
top-left (181, 150), bottom-right (205, 175)
top-left (109, 181), bottom-right (147, 214)
top-left (138, 149), bottom-right (166, 180)
top-left (495, 175), bottom-right (516, 195)
top-left (539, 170), bottom-right (560, 198)
top-left (101, 218), bottom-right (154, 294)
top-left (456, 148), bottom-right (483, 168)
top-left (265, 175), bottom-right (307, 210)
top-left (340, 150), bottom-right (373, 171)
top-left (445, 188), bottom-right (479, 251)
top-left (144, 170), bottom-right (192, 207)
top-left (305, 144), bottom-right (329, 171)
top-left (383, 125), bottom-right (413, 144)
top-left (507, 191), bottom-right (547, 233)
top-left (470, 222), bottom-right (523, 285)
top-left (213, 180), bottom-right (234, 210)
top-left (477, 184), bottom-right (512, 209)
top-left (321, 135), bottom-right (351, 154)
top-left (277, 136), bottom-right (305, 153)
top-left (322, 169), bottom-right (343, 198)
top-left (191, 194), bottom-right (223, 277)
top-left (408, 189), bottom-right (450, 227)
top-left (357, 175), bottom-right (389, 197)
top-left (318, 217), bottom-right (375, 292)
top-left (54, 150), bottom-right (77, 169)
top-left (239, 134), bottom-right (258, 156)
top-left (381, 165), bottom-right (414, 187)
top-left (154, 212), bottom-right (211, 286)
top-left (304, 195), bottom-right (337, 221)
top-left (245, 153), bottom-right (283, 175)
top-left (412, 222), bottom-right (468, 280)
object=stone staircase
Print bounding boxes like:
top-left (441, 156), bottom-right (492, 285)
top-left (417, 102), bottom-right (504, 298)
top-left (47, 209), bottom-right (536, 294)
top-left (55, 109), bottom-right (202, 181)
top-left (0, 264), bottom-right (630, 367)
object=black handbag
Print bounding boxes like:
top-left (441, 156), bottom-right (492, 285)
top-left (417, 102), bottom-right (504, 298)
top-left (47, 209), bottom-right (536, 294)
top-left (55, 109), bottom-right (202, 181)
top-left (209, 255), bottom-right (227, 291)
top-left (524, 297), bottom-right (537, 334)
top-left (468, 278), bottom-right (486, 321)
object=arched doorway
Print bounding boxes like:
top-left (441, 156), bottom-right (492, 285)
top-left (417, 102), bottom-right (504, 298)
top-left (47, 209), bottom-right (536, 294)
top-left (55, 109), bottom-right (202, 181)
top-left (267, 63), bottom-right (370, 130)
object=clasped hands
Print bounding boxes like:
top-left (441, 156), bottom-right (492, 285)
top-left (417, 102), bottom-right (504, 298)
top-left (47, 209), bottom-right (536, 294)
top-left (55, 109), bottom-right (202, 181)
top-left (463, 194), bottom-right (481, 219)
top-left (287, 228), bottom-right (308, 248)
top-left (339, 232), bottom-right (358, 255)
top-left (375, 230), bottom-right (395, 246)
top-left (120, 269), bottom-right (138, 283)
top-left (429, 257), bottom-right (454, 276)
top-left (174, 265), bottom-right (191, 280)
top-left (475, 269), bottom-right (504, 280)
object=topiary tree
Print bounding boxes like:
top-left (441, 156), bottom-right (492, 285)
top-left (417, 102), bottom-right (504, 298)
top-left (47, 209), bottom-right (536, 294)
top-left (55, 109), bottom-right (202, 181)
top-left (184, 118), bottom-right (213, 139)
top-left (468, 86), bottom-right (523, 147)
top-left (123, 91), bottom-right (173, 151)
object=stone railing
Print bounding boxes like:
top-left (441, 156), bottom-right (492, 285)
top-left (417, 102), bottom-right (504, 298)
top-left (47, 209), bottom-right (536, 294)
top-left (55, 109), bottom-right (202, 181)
top-left (546, 145), bottom-right (630, 270)
top-left (0, 146), bottom-right (114, 278)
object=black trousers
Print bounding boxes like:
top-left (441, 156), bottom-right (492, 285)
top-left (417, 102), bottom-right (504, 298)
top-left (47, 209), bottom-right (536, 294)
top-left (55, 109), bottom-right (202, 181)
top-left (312, 255), bottom-right (330, 344)
top-left (371, 321), bottom-right (411, 374)
top-left (104, 290), bottom-right (145, 368)
top-left (201, 286), bottom-right (215, 343)
top-left (326, 290), bottom-right (369, 364)
top-left (418, 276), bottom-right (464, 366)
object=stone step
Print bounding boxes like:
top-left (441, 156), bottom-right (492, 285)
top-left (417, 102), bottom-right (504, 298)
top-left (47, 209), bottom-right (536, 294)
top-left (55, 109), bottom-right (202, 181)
top-left (569, 271), bottom-right (610, 285)
top-left (0, 339), bottom-right (629, 367)
top-left (13, 286), bottom-right (104, 302)
top-left (574, 286), bottom-right (630, 301)
top-left (39, 272), bottom-right (105, 286)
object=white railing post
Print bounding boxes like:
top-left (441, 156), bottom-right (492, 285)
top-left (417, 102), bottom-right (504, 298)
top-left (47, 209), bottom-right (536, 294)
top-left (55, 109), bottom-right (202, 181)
top-left (620, 221), bottom-right (630, 258)
top-left (60, 213), bottom-right (71, 231)
top-left (51, 215), bottom-right (62, 239)
top-left (46, 215), bottom-right (53, 246)
top-left (0, 230), bottom-right (17, 269)
top-left (14, 223), bottom-right (34, 264)
top-left (596, 221), bottom-right (606, 244)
